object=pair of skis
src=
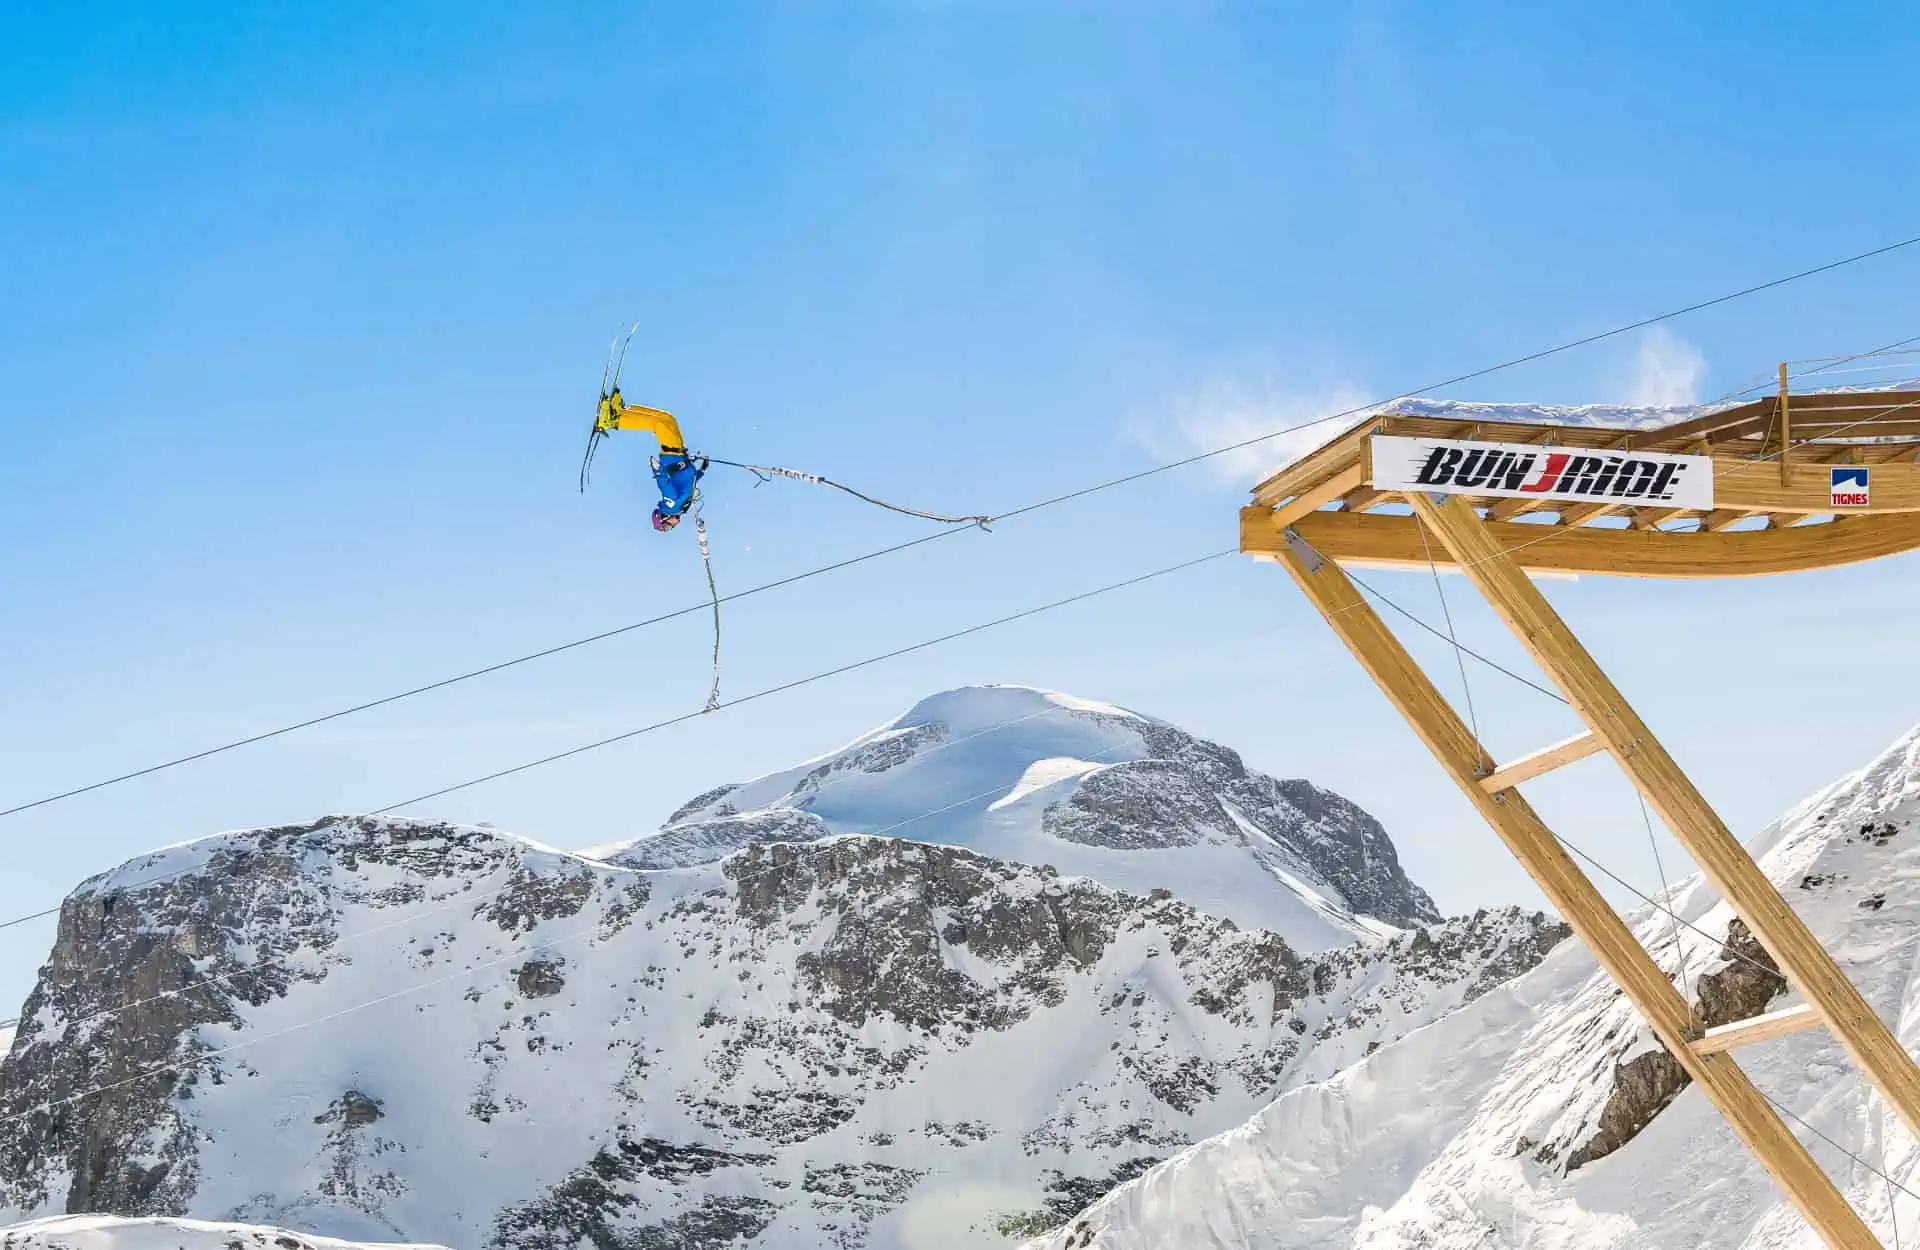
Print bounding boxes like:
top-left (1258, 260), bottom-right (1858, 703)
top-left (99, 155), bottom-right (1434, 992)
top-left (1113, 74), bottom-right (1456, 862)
top-left (578, 321), bottom-right (641, 494)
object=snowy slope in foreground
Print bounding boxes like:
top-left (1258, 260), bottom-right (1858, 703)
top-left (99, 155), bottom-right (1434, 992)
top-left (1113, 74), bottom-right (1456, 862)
top-left (592, 685), bottom-right (1438, 950)
top-left (0, 1217), bottom-right (446, 1250)
top-left (0, 819), bottom-right (1565, 1250)
top-left (1030, 723), bottom-right (1920, 1250)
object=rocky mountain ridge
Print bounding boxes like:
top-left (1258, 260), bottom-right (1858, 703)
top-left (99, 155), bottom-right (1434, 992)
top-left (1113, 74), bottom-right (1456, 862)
top-left (0, 818), bottom-right (1564, 1248)
top-left (0, 687), bottom-right (1565, 1248)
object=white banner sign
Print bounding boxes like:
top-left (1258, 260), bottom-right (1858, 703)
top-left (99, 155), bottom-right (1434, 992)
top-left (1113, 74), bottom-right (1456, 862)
top-left (1370, 435), bottom-right (1714, 510)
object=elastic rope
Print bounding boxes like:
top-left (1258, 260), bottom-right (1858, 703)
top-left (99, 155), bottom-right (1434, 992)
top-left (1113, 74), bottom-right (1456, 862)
top-left (705, 457), bottom-right (992, 527)
top-left (692, 496), bottom-right (721, 712)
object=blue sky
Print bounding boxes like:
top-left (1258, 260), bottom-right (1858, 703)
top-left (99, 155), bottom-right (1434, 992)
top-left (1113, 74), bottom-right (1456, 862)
top-left (4, 1), bottom-right (1920, 1005)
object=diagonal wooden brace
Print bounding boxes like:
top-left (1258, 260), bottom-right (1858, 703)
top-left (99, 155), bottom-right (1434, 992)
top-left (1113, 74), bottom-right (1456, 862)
top-left (1409, 490), bottom-right (1920, 1151)
top-left (1270, 525), bottom-right (1880, 1249)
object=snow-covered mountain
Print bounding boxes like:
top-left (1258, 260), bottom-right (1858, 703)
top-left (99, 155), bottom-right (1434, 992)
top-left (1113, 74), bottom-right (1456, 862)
top-left (1028, 722), bottom-right (1920, 1250)
top-left (0, 1216), bottom-right (447, 1250)
top-left (592, 685), bottom-right (1439, 950)
top-left (0, 689), bottom-right (1565, 1250)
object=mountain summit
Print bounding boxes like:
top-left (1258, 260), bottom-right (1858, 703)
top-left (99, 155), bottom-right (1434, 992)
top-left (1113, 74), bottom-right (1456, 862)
top-left (595, 685), bottom-right (1439, 949)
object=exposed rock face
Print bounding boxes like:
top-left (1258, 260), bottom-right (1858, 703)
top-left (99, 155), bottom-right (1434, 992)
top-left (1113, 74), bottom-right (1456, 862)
top-left (599, 809), bottom-right (830, 872)
top-left (1561, 919), bottom-right (1783, 1171)
top-left (0, 818), bottom-right (1561, 1249)
top-left (0, 816), bottom-right (637, 1225)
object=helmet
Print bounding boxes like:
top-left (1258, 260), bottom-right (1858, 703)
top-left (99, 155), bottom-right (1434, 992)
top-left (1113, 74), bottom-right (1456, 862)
top-left (651, 507), bottom-right (681, 532)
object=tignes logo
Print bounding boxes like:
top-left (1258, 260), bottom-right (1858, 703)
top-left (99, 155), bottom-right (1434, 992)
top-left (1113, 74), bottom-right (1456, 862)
top-left (1370, 435), bottom-right (1716, 511)
top-left (1830, 466), bottom-right (1871, 508)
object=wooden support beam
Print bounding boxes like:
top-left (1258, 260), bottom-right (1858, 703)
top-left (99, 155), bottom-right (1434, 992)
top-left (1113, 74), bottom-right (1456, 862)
top-left (1704, 509), bottom-right (1763, 532)
top-left (1780, 363), bottom-right (1794, 487)
top-left (1484, 496), bottom-right (1557, 522)
top-left (1270, 463), bottom-right (1366, 529)
top-left (1631, 506), bottom-right (1697, 531)
top-left (1755, 389), bottom-right (1920, 415)
top-left (1479, 731), bottom-right (1604, 793)
top-left (1253, 425), bottom-right (1374, 507)
top-left (1338, 485), bottom-right (1395, 513)
top-left (1693, 1004), bottom-right (1823, 1057)
top-left (1242, 508), bottom-right (1920, 579)
top-left (1267, 526), bottom-right (1879, 1250)
top-left (1559, 500), bottom-right (1628, 527)
top-left (1408, 490), bottom-right (1920, 1152)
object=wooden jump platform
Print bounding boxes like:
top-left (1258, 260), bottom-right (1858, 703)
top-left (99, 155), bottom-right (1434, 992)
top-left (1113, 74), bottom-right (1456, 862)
top-left (1243, 386), bottom-right (1920, 577)
top-left (1244, 384), bottom-right (1920, 1249)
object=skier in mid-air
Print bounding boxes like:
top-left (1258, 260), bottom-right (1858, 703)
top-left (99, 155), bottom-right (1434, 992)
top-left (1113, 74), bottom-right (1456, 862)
top-left (593, 390), bottom-right (710, 531)
top-left (575, 326), bottom-right (989, 710)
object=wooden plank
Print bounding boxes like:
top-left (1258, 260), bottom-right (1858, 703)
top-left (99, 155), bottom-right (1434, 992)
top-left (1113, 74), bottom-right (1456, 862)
top-left (1269, 463), bottom-right (1367, 529)
top-left (1479, 731), bottom-right (1603, 792)
top-left (1752, 389), bottom-right (1920, 414)
top-left (1710, 458), bottom-right (1920, 514)
top-left (1265, 529), bottom-right (1879, 1250)
top-left (1560, 500), bottom-right (1628, 527)
top-left (1485, 495), bottom-right (1558, 521)
top-left (1786, 426), bottom-right (1920, 445)
top-left (1693, 1004), bottom-right (1823, 1057)
top-left (1338, 485), bottom-right (1395, 513)
top-left (1252, 423), bottom-right (1375, 507)
top-left (1632, 506), bottom-right (1696, 531)
top-left (1410, 490), bottom-right (1920, 1151)
top-left (1241, 508), bottom-right (1920, 579)
top-left (1644, 398), bottom-right (1773, 448)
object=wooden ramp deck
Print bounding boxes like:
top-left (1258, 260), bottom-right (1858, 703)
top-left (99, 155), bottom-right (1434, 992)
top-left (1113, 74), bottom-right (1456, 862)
top-left (1242, 387), bottom-right (1920, 578)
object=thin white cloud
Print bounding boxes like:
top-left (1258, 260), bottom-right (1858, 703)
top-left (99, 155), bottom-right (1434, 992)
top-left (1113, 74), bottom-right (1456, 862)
top-left (1623, 326), bottom-right (1706, 407)
top-left (1134, 377), bottom-right (1377, 488)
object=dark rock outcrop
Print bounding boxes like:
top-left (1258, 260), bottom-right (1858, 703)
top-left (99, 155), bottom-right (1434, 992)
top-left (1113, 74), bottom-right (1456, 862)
top-left (1563, 919), bottom-right (1785, 1171)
